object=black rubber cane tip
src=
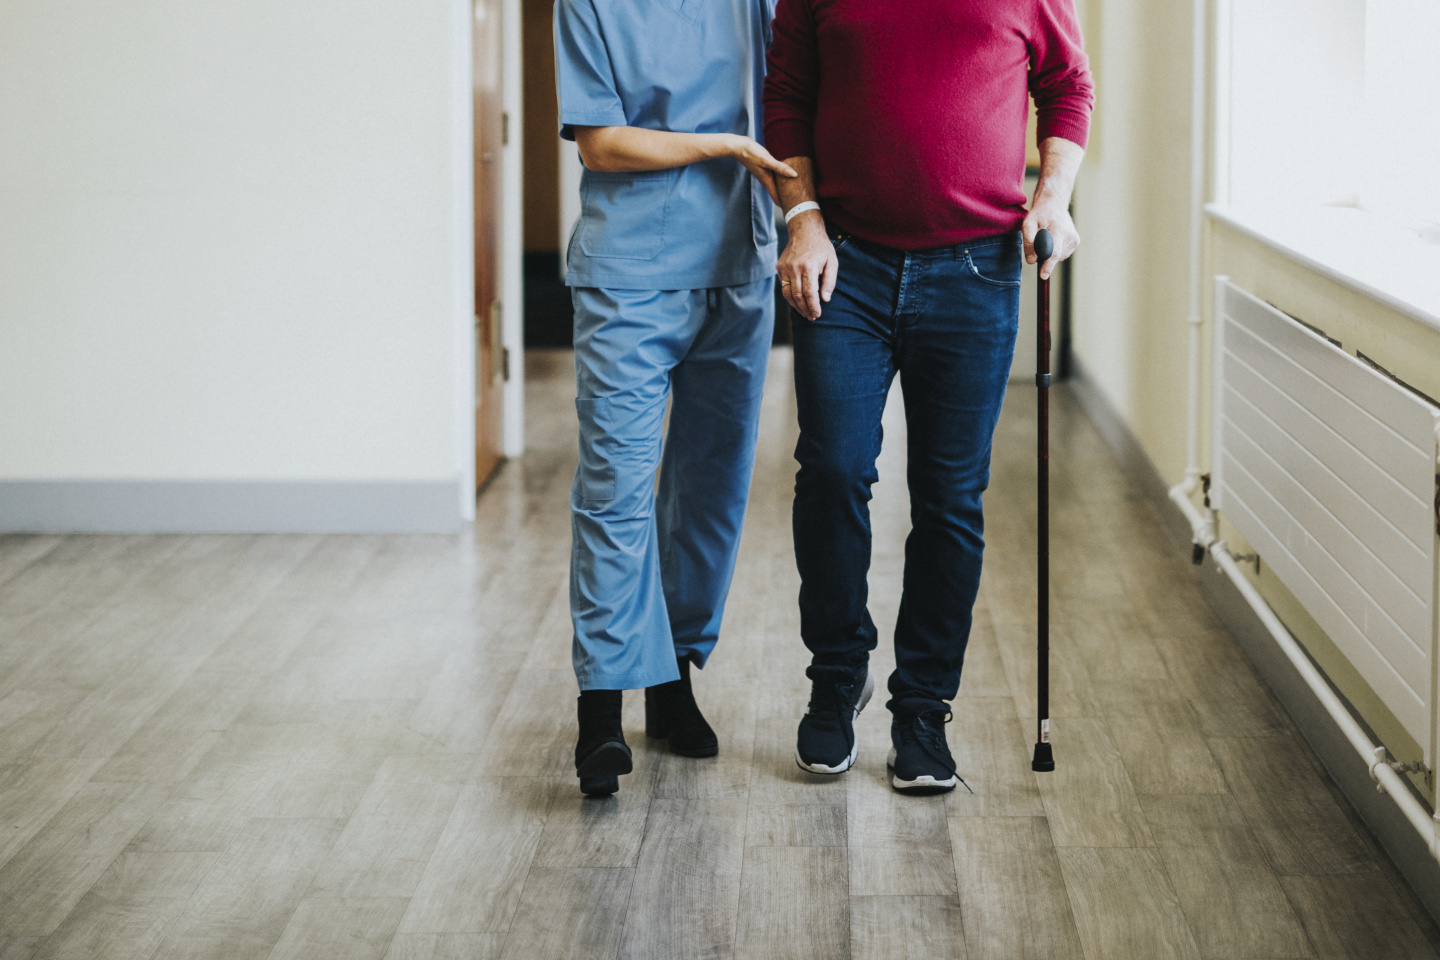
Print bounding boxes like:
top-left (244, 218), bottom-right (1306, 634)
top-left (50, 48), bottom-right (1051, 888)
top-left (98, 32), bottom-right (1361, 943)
top-left (1031, 741), bottom-right (1055, 772)
top-left (1033, 228), bottom-right (1054, 264)
top-left (1191, 543), bottom-right (1206, 566)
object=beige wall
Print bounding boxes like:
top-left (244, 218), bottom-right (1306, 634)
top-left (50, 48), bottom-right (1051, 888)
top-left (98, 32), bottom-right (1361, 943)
top-left (1072, 0), bottom-right (1440, 798)
top-left (1070, 0), bottom-right (1198, 491)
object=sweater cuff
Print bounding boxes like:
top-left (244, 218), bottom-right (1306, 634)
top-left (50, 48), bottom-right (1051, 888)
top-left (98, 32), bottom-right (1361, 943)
top-left (1036, 111), bottom-right (1090, 150)
top-left (763, 118), bottom-right (815, 163)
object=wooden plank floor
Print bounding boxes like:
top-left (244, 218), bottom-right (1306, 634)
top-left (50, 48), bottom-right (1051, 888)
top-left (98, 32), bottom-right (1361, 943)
top-left (2, 347), bottom-right (1438, 959)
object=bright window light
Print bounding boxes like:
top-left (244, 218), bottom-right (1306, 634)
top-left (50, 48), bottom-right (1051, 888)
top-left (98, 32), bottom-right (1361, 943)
top-left (1223, 0), bottom-right (1440, 237)
top-left (1362, 0), bottom-right (1440, 235)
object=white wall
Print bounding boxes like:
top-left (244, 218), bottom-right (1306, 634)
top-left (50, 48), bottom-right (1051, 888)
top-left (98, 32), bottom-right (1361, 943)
top-left (0, 2), bottom-right (473, 505)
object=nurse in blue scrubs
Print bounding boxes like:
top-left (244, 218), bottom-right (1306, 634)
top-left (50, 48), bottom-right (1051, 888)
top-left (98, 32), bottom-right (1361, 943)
top-left (556, 0), bottom-right (792, 795)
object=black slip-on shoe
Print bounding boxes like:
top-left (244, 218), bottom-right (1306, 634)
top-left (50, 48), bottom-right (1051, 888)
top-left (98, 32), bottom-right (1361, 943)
top-left (644, 657), bottom-right (719, 758)
top-left (795, 665), bottom-right (874, 775)
top-left (576, 689), bottom-right (632, 797)
top-left (887, 697), bottom-right (960, 795)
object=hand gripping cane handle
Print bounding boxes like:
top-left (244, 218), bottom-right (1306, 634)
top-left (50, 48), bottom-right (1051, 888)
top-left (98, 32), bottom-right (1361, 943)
top-left (1033, 229), bottom-right (1054, 389)
top-left (1031, 227), bottom-right (1056, 773)
top-left (1033, 228), bottom-right (1055, 266)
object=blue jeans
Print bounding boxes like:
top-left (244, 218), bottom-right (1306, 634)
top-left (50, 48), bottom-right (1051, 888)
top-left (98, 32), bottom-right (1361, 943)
top-left (570, 279), bottom-right (774, 690)
top-left (791, 230), bottom-right (1021, 704)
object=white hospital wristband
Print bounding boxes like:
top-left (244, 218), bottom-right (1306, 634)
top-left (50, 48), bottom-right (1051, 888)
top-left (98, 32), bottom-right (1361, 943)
top-left (783, 201), bottom-right (821, 224)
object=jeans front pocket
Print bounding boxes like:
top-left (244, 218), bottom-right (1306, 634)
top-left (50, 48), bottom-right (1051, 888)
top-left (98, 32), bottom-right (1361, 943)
top-left (578, 170), bottom-right (671, 261)
top-left (963, 238), bottom-right (1023, 287)
top-left (575, 397), bottom-right (618, 501)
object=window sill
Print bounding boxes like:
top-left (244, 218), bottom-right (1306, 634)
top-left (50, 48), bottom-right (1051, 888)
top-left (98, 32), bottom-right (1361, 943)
top-left (1206, 203), bottom-right (1440, 335)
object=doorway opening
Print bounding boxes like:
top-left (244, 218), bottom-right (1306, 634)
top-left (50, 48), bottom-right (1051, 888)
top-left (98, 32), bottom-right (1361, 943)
top-left (470, 0), bottom-right (524, 494)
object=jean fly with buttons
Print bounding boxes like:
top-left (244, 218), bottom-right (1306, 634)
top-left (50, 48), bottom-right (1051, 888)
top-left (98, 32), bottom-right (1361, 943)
top-left (791, 230), bottom-right (1022, 704)
top-left (570, 279), bottom-right (774, 691)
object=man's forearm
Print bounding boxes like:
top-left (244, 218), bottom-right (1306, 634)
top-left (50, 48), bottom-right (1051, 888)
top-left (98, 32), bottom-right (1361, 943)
top-left (776, 156), bottom-right (819, 212)
top-left (574, 126), bottom-right (741, 173)
top-left (1024, 136), bottom-right (1086, 277)
top-left (774, 155), bottom-right (836, 320)
top-left (1032, 137), bottom-right (1085, 211)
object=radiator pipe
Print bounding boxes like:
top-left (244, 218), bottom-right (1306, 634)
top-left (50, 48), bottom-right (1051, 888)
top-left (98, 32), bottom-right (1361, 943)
top-left (1169, 0), bottom-right (1216, 566)
top-left (1168, 305), bottom-right (1215, 566)
top-left (1210, 542), bottom-right (1440, 859)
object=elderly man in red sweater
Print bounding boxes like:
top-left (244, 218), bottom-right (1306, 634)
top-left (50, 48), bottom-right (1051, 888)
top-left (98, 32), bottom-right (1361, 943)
top-left (764, 0), bottom-right (1094, 794)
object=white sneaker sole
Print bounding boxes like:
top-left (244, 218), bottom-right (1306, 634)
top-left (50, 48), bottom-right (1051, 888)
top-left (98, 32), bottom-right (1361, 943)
top-left (887, 747), bottom-right (958, 793)
top-left (794, 670), bottom-right (875, 776)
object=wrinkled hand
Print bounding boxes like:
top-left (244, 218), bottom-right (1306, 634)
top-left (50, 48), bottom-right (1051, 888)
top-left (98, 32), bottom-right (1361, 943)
top-left (729, 136), bottom-right (798, 205)
top-left (776, 212), bottom-right (837, 320)
top-left (1022, 199), bottom-right (1079, 280)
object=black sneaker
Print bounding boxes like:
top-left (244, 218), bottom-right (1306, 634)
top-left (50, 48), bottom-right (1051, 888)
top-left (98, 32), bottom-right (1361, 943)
top-left (575, 689), bottom-right (632, 797)
top-left (795, 665), bottom-right (874, 774)
top-left (645, 657), bottom-right (719, 757)
top-left (887, 698), bottom-right (959, 795)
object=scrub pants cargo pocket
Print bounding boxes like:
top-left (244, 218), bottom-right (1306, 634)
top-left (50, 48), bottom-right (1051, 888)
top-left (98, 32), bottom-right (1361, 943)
top-left (574, 397), bottom-right (617, 502)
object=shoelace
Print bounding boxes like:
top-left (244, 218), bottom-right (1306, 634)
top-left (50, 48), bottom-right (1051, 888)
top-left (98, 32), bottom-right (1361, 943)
top-left (806, 678), bottom-right (856, 722)
top-left (906, 710), bottom-right (957, 773)
top-left (903, 710), bottom-right (974, 793)
top-left (898, 710), bottom-right (974, 793)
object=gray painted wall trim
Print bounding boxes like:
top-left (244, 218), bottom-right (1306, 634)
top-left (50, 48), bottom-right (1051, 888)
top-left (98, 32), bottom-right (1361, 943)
top-left (1068, 359), bottom-right (1440, 926)
top-left (0, 479), bottom-right (466, 533)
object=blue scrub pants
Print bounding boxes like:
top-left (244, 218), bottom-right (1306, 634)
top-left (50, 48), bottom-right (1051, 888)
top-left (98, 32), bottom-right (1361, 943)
top-left (570, 278), bottom-right (774, 691)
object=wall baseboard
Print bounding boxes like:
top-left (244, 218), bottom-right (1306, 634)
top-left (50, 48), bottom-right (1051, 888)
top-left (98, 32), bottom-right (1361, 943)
top-left (0, 479), bottom-right (466, 534)
top-left (1067, 360), bottom-right (1440, 927)
top-left (1196, 549), bottom-right (1440, 923)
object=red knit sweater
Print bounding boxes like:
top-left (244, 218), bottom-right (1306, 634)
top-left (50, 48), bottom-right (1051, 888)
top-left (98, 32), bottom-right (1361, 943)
top-left (763, 0), bottom-right (1094, 249)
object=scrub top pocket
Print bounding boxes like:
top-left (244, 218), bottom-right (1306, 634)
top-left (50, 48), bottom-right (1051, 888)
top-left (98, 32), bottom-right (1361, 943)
top-left (579, 170), bottom-right (671, 261)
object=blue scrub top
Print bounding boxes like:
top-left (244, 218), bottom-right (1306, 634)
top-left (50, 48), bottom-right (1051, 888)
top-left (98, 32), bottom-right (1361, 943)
top-left (555, 0), bottom-right (778, 290)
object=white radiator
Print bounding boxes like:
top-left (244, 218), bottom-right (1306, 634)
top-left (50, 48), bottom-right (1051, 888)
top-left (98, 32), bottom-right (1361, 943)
top-left (1212, 279), bottom-right (1440, 762)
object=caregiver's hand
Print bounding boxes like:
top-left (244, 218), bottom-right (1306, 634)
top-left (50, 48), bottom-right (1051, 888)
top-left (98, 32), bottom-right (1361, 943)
top-left (573, 128), bottom-right (794, 205)
top-left (727, 136), bottom-right (798, 204)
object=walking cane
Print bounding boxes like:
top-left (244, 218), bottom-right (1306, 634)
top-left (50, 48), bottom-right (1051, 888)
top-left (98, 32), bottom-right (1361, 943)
top-left (1031, 228), bottom-right (1056, 773)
